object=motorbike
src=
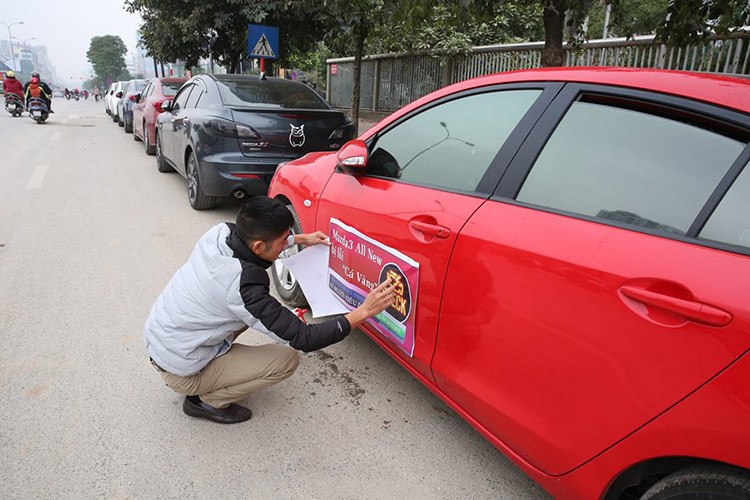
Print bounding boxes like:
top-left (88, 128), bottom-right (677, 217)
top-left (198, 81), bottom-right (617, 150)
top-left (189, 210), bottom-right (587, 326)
top-left (4, 93), bottom-right (25, 117)
top-left (27, 98), bottom-right (49, 124)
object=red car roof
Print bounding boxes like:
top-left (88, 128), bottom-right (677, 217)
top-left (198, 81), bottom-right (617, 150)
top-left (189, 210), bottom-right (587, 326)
top-left (363, 67), bottom-right (749, 140)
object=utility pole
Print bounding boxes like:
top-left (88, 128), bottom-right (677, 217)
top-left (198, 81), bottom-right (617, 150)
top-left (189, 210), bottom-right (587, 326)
top-left (0, 20), bottom-right (24, 72)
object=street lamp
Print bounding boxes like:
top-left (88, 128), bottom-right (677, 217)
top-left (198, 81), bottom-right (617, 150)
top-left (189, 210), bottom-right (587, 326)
top-left (0, 20), bottom-right (24, 72)
top-left (13, 36), bottom-right (35, 49)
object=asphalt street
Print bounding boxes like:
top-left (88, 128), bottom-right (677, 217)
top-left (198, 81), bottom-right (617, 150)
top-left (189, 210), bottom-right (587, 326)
top-left (0, 97), bottom-right (549, 499)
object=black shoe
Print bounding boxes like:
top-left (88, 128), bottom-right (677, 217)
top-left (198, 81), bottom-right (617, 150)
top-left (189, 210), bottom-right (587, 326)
top-left (182, 396), bottom-right (252, 424)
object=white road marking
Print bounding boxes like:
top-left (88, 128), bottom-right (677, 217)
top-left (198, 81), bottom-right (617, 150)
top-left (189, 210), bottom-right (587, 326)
top-left (61, 119), bottom-right (69, 124)
top-left (69, 114), bottom-right (80, 120)
top-left (51, 132), bottom-right (61, 142)
top-left (26, 165), bottom-right (49, 189)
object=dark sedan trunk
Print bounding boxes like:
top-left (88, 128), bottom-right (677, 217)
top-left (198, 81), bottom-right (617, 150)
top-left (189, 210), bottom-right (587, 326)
top-left (228, 107), bottom-right (351, 159)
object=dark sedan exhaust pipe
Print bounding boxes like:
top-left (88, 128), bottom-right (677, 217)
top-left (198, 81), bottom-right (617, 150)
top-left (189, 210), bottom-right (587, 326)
top-left (232, 189), bottom-right (246, 199)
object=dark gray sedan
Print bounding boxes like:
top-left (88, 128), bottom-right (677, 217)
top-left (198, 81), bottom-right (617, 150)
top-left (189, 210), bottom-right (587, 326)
top-left (155, 74), bottom-right (355, 209)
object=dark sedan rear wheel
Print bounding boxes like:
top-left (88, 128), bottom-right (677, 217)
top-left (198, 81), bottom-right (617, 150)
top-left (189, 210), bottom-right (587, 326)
top-left (155, 133), bottom-right (172, 173)
top-left (271, 204), bottom-right (308, 307)
top-left (186, 152), bottom-right (216, 210)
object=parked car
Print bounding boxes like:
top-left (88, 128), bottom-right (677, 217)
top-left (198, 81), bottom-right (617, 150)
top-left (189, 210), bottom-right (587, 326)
top-left (105, 81), bottom-right (126, 121)
top-left (155, 74), bottom-right (355, 209)
top-left (267, 67), bottom-right (750, 499)
top-left (132, 77), bottom-right (187, 154)
top-left (117, 79), bottom-right (146, 131)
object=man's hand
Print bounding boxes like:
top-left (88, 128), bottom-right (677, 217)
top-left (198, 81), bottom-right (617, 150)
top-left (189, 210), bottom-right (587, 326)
top-left (296, 231), bottom-right (330, 247)
top-left (345, 278), bottom-right (397, 329)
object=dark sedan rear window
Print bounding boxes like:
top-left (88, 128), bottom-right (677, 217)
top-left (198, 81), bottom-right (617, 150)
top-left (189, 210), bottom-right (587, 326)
top-left (216, 79), bottom-right (329, 109)
top-left (163, 82), bottom-right (183, 96)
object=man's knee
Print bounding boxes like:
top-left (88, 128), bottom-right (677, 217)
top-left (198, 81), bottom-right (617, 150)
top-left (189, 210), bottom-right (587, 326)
top-left (277, 345), bottom-right (300, 376)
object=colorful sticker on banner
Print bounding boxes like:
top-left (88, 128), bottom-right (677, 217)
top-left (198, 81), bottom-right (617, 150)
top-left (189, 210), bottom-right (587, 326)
top-left (328, 218), bottom-right (419, 357)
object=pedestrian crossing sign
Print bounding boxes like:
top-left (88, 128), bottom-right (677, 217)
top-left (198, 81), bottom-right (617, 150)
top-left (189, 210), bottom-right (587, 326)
top-left (247, 24), bottom-right (279, 60)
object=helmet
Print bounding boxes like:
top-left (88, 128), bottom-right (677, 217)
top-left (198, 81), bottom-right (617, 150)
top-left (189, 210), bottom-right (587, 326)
top-left (6, 70), bottom-right (15, 78)
top-left (31, 77), bottom-right (40, 84)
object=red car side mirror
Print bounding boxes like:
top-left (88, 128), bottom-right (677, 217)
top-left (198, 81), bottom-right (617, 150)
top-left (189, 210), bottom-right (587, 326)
top-left (336, 140), bottom-right (368, 175)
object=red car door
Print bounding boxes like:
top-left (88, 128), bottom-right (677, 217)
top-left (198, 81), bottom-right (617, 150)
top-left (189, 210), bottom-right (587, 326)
top-left (315, 86), bottom-right (559, 380)
top-left (431, 84), bottom-right (750, 475)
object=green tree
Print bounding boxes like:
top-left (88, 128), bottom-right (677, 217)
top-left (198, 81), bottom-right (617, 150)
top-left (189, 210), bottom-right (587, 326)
top-left (86, 35), bottom-right (128, 85)
top-left (304, 0), bottom-right (393, 134)
top-left (587, 0), bottom-right (667, 38)
top-left (370, 1), bottom-right (544, 54)
top-left (656, 0), bottom-right (749, 45)
top-left (126, 0), bottom-right (329, 73)
top-left (523, 0), bottom-right (748, 67)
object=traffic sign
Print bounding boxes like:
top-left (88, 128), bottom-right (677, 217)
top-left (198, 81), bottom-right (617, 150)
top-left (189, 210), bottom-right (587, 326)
top-left (247, 24), bottom-right (279, 60)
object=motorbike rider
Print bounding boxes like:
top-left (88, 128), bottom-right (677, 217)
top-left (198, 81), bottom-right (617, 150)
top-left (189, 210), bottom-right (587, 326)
top-left (3, 71), bottom-right (24, 101)
top-left (25, 77), bottom-right (52, 113)
top-left (24, 72), bottom-right (54, 113)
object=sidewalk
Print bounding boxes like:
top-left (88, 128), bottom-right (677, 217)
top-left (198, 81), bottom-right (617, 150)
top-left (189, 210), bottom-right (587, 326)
top-left (342, 109), bottom-right (391, 135)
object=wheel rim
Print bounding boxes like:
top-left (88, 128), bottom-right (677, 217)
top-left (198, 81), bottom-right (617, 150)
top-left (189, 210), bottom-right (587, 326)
top-left (144, 124), bottom-right (149, 149)
top-left (155, 135), bottom-right (162, 163)
top-left (273, 242), bottom-right (301, 291)
top-left (187, 156), bottom-right (197, 203)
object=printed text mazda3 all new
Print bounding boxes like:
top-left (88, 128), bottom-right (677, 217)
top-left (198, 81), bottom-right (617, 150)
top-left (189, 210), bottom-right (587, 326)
top-left (268, 67), bottom-right (750, 499)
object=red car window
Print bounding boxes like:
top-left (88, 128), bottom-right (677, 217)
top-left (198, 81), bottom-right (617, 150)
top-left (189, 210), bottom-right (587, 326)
top-left (517, 99), bottom-right (745, 235)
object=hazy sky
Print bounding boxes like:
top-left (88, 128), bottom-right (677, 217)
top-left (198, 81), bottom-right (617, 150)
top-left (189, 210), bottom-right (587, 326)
top-left (2, 0), bottom-right (143, 85)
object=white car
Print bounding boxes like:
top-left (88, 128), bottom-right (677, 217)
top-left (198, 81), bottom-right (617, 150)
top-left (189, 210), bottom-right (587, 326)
top-left (105, 81), bottom-right (126, 121)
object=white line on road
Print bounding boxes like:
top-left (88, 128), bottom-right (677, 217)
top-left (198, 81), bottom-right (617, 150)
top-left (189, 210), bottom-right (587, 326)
top-left (69, 114), bottom-right (80, 120)
top-left (51, 132), bottom-right (61, 142)
top-left (26, 165), bottom-right (49, 189)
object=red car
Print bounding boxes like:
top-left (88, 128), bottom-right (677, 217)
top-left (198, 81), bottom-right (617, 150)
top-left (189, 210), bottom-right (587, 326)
top-left (132, 77), bottom-right (188, 154)
top-left (268, 67), bottom-right (750, 499)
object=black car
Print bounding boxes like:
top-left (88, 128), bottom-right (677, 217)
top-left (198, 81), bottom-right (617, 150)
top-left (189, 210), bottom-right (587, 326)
top-left (155, 74), bottom-right (355, 209)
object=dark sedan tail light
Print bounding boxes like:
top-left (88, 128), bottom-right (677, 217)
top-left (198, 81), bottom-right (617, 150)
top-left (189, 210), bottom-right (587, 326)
top-left (209, 118), bottom-right (261, 139)
top-left (329, 123), bottom-right (356, 141)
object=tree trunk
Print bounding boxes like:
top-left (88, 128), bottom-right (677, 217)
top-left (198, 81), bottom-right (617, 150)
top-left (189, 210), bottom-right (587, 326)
top-left (351, 27), bottom-right (367, 137)
top-left (542, 0), bottom-right (566, 67)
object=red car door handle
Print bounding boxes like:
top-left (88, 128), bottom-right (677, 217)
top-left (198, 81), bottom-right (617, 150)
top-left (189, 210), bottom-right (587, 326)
top-left (408, 220), bottom-right (451, 239)
top-left (619, 286), bottom-right (732, 327)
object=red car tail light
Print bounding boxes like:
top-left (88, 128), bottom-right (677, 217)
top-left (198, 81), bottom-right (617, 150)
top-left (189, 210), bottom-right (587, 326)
top-left (231, 173), bottom-right (260, 179)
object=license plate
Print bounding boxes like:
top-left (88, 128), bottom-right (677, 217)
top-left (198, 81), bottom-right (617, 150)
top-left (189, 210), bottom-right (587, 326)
top-left (31, 111), bottom-right (39, 116)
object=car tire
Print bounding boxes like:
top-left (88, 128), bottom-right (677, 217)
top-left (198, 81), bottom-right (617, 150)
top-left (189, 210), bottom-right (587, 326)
top-left (271, 204), bottom-right (308, 307)
top-left (641, 465), bottom-right (750, 499)
top-left (144, 124), bottom-right (156, 155)
top-left (133, 127), bottom-right (141, 141)
top-left (155, 133), bottom-right (173, 173)
top-left (112, 113), bottom-right (118, 123)
top-left (186, 152), bottom-right (216, 210)
top-left (118, 116), bottom-right (124, 127)
top-left (125, 116), bottom-right (133, 133)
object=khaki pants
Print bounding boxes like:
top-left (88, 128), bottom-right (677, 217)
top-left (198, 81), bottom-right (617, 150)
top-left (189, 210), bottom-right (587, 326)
top-left (155, 343), bottom-right (299, 409)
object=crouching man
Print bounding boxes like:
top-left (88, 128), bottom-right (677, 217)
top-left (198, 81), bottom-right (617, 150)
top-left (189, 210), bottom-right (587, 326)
top-left (144, 195), bottom-right (396, 424)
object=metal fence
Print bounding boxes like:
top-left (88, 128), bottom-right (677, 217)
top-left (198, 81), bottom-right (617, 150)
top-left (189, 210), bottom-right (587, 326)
top-left (327, 30), bottom-right (750, 113)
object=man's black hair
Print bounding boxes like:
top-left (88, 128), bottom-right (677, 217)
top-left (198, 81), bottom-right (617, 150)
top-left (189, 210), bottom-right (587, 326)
top-left (236, 196), bottom-right (294, 244)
